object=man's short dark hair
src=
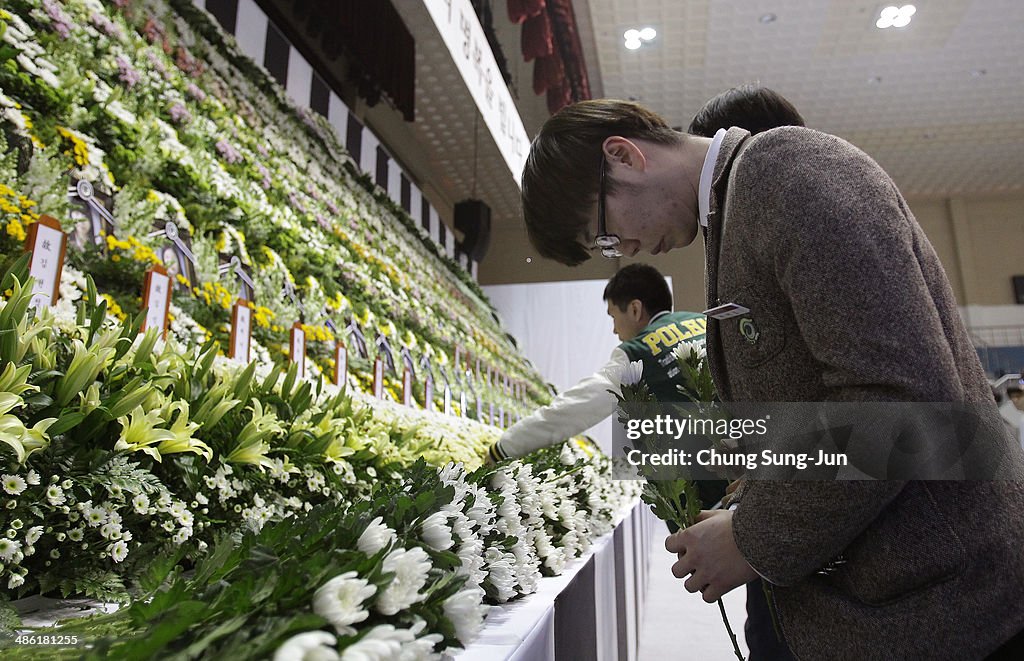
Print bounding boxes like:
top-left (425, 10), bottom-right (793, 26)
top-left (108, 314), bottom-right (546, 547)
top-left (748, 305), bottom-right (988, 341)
top-left (603, 263), bottom-right (672, 316)
top-left (1008, 386), bottom-right (1024, 398)
top-left (688, 84), bottom-right (805, 138)
top-left (522, 100), bottom-right (681, 267)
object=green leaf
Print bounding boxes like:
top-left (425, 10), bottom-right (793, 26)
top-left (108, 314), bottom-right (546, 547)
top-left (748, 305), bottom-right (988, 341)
top-left (232, 360), bottom-right (256, 400)
top-left (134, 548), bottom-right (185, 595)
top-left (0, 252), bottom-right (30, 293)
top-left (47, 412), bottom-right (86, 436)
top-left (280, 362), bottom-right (297, 401)
top-left (93, 456), bottom-right (167, 496)
top-left (87, 299), bottom-right (108, 345)
top-left (181, 614), bottom-right (249, 658)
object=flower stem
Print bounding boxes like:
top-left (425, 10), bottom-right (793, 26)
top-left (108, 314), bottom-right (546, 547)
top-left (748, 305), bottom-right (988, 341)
top-left (717, 597), bottom-right (745, 661)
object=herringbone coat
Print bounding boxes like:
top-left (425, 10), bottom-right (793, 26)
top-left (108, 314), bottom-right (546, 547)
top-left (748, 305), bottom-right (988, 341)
top-left (705, 127), bottom-right (1024, 660)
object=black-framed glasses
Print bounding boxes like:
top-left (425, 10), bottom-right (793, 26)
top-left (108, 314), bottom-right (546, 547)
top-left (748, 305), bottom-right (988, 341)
top-left (595, 158), bottom-right (622, 258)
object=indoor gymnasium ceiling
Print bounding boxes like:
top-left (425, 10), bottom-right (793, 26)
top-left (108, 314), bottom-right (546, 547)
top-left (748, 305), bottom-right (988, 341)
top-left (581, 0), bottom-right (1024, 198)
top-left (393, 0), bottom-right (1022, 259)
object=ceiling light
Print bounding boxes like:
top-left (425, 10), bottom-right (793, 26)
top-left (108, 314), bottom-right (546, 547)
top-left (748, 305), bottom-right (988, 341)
top-left (623, 26), bottom-right (657, 49)
top-left (876, 4), bottom-right (916, 29)
top-left (759, 13), bottom-right (777, 24)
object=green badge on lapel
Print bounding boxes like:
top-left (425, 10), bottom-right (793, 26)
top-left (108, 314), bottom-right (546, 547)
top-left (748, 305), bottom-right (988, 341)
top-left (739, 317), bottom-right (759, 344)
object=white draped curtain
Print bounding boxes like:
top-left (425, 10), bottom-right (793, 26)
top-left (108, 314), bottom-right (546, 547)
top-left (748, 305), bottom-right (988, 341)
top-left (484, 278), bottom-right (672, 453)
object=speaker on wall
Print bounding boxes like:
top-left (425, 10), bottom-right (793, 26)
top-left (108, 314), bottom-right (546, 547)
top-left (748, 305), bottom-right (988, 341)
top-left (454, 199), bottom-right (491, 262)
top-left (1013, 275), bottom-right (1024, 304)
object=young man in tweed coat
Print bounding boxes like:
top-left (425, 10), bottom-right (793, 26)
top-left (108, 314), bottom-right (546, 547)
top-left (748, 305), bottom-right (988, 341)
top-left (519, 99), bottom-right (1024, 659)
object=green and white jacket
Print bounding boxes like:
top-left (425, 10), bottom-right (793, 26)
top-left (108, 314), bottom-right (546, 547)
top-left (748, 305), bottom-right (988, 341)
top-left (489, 310), bottom-right (706, 462)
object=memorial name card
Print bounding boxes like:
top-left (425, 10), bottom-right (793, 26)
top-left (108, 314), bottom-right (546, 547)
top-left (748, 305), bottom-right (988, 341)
top-left (373, 357), bottom-right (384, 399)
top-left (230, 298), bottom-right (252, 363)
top-left (141, 265), bottom-right (172, 338)
top-left (290, 322), bottom-right (306, 377)
top-left (25, 214), bottom-right (67, 310)
top-left (334, 342), bottom-right (347, 388)
top-left (402, 367), bottom-right (413, 407)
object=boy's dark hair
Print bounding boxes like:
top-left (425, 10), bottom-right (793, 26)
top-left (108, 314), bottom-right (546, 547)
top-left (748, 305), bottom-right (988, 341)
top-left (1008, 386), bottom-right (1024, 398)
top-left (688, 84), bottom-right (805, 138)
top-left (522, 100), bottom-right (681, 266)
top-left (603, 263), bottom-right (672, 315)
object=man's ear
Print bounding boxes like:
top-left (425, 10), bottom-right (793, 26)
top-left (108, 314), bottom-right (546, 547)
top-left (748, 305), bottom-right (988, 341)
top-left (602, 137), bottom-right (647, 172)
top-left (629, 299), bottom-right (644, 319)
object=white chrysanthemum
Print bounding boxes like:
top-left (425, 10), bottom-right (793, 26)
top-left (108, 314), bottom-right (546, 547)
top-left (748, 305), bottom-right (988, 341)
top-left (443, 586), bottom-right (487, 644)
top-left (25, 526), bottom-right (43, 546)
top-left (398, 633), bottom-right (442, 661)
top-left (449, 512), bottom-right (475, 542)
top-left (84, 504), bottom-right (107, 527)
top-left (464, 486), bottom-right (494, 533)
top-left (338, 625), bottom-right (406, 661)
top-left (671, 339), bottom-right (707, 362)
top-left (100, 522), bottom-right (121, 540)
top-left (8, 573), bottom-right (24, 589)
top-left (26, 470), bottom-right (40, 486)
top-left (538, 489), bottom-right (559, 520)
top-left (559, 443), bottom-right (577, 466)
top-left (274, 630), bottom-right (338, 661)
top-left (543, 546), bottom-right (568, 574)
top-left (456, 539), bottom-right (487, 588)
top-left (560, 530), bottom-right (580, 558)
top-left (496, 487), bottom-right (519, 517)
top-left (419, 512), bottom-right (453, 551)
top-left (376, 547), bottom-right (431, 616)
top-left (357, 517), bottom-right (396, 556)
top-left (0, 538), bottom-right (23, 562)
top-left (312, 571), bottom-right (377, 636)
top-left (484, 548), bottom-right (518, 603)
top-left (2, 475), bottom-right (26, 496)
top-left (619, 359), bottom-right (644, 386)
top-left (534, 530), bottom-right (554, 557)
top-left (110, 540), bottom-right (129, 563)
top-left (489, 469), bottom-right (516, 492)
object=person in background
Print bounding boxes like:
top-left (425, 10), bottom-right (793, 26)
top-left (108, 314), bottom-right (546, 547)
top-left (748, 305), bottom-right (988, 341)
top-left (686, 83), bottom-right (804, 661)
top-left (487, 264), bottom-right (706, 453)
top-left (688, 84), bottom-right (805, 138)
top-left (1000, 385), bottom-right (1024, 447)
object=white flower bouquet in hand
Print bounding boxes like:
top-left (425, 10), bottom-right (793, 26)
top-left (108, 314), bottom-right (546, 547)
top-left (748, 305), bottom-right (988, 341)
top-left (611, 355), bottom-right (745, 661)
